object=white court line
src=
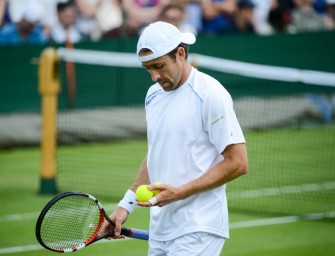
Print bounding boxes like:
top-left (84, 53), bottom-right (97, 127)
top-left (1, 211), bottom-right (335, 254)
top-left (230, 211), bottom-right (335, 229)
top-left (0, 212), bottom-right (37, 222)
top-left (0, 239), bottom-right (128, 254)
top-left (2, 181), bottom-right (335, 223)
top-left (0, 245), bottom-right (41, 254)
top-left (2, 181), bottom-right (334, 223)
top-left (0, 182), bottom-right (334, 254)
top-left (0, 203), bottom-right (118, 222)
top-left (228, 181), bottom-right (335, 199)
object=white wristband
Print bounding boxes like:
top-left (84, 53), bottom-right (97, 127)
top-left (148, 197), bottom-right (158, 206)
top-left (118, 189), bottom-right (137, 214)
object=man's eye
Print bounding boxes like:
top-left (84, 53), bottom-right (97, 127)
top-left (154, 64), bottom-right (164, 69)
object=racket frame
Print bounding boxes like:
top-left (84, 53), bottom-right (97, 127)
top-left (35, 191), bottom-right (148, 253)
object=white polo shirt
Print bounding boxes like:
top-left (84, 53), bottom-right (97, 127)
top-left (145, 67), bottom-right (245, 241)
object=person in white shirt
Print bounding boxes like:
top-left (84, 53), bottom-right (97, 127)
top-left (252, 0), bottom-right (276, 35)
top-left (51, 0), bottom-right (81, 43)
top-left (102, 21), bottom-right (248, 256)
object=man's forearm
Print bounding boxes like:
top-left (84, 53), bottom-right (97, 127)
top-left (130, 155), bottom-right (150, 191)
top-left (178, 143), bottom-right (248, 199)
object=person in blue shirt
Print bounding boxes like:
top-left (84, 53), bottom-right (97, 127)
top-left (0, 3), bottom-right (48, 45)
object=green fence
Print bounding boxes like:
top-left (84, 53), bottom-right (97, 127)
top-left (1, 31), bottom-right (335, 113)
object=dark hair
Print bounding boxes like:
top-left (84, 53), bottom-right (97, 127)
top-left (57, 0), bottom-right (75, 12)
top-left (167, 43), bottom-right (189, 61)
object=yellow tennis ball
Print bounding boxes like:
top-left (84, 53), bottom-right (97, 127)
top-left (136, 185), bottom-right (154, 202)
top-left (152, 181), bottom-right (162, 196)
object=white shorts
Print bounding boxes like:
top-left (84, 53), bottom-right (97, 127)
top-left (148, 232), bottom-right (225, 256)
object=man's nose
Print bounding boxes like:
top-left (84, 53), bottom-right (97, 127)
top-left (150, 70), bottom-right (160, 82)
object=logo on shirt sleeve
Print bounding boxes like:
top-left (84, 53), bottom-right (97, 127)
top-left (145, 89), bottom-right (161, 106)
top-left (211, 115), bottom-right (224, 125)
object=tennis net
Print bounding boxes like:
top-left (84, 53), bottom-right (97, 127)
top-left (54, 47), bottom-right (335, 217)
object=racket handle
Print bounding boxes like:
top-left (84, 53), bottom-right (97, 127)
top-left (121, 228), bottom-right (149, 240)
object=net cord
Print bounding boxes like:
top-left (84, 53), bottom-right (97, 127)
top-left (57, 48), bottom-right (335, 87)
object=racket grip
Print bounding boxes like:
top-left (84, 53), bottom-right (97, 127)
top-left (122, 228), bottom-right (149, 240)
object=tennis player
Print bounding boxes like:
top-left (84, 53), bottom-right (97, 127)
top-left (102, 21), bottom-right (248, 255)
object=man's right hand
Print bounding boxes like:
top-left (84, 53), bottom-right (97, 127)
top-left (101, 207), bottom-right (129, 239)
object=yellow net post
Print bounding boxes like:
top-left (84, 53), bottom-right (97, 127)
top-left (38, 48), bottom-right (60, 194)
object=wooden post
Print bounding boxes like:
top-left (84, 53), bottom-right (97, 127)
top-left (38, 48), bottom-right (60, 194)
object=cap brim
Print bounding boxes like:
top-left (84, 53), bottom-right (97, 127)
top-left (181, 32), bottom-right (196, 45)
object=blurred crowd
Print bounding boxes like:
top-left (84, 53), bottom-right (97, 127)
top-left (0, 0), bottom-right (334, 45)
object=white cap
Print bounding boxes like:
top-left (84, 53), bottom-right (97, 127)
top-left (21, 4), bottom-right (43, 23)
top-left (136, 21), bottom-right (196, 62)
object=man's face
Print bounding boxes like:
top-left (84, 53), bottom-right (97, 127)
top-left (140, 48), bottom-right (185, 92)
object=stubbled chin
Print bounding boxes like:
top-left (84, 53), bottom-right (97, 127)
top-left (160, 81), bottom-right (169, 89)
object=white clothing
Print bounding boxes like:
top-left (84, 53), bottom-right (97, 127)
top-left (51, 23), bottom-right (81, 43)
top-left (145, 67), bottom-right (245, 241)
top-left (251, 0), bottom-right (274, 35)
top-left (8, 0), bottom-right (58, 27)
top-left (76, 0), bottom-right (99, 37)
top-left (149, 232), bottom-right (225, 256)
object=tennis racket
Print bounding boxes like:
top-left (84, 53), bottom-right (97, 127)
top-left (35, 191), bottom-right (149, 253)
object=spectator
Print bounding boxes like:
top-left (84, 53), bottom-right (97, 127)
top-left (6, 0), bottom-right (58, 38)
top-left (314, 0), bottom-right (335, 31)
top-left (313, 0), bottom-right (328, 13)
top-left (51, 0), bottom-right (81, 43)
top-left (0, 3), bottom-right (48, 45)
top-left (252, 0), bottom-right (276, 35)
top-left (232, 0), bottom-right (256, 34)
top-left (122, 0), bottom-right (170, 35)
top-left (158, 2), bottom-right (197, 35)
top-left (75, 0), bottom-right (101, 40)
top-left (288, 0), bottom-right (333, 33)
top-left (0, 0), bottom-right (9, 26)
top-left (326, 0), bottom-right (335, 24)
top-left (200, 0), bottom-right (238, 35)
top-left (268, 0), bottom-right (294, 32)
top-left (174, 0), bottom-right (204, 34)
top-left (75, 0), bottom-right (123, 40)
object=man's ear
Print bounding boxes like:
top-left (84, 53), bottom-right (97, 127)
top-left (177, 46), bottom-right (186, 59)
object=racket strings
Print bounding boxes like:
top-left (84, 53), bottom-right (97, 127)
top-left (40, 195), bottom-right (101, 250)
